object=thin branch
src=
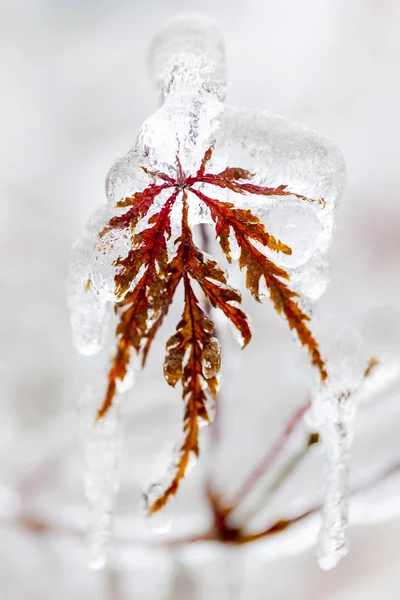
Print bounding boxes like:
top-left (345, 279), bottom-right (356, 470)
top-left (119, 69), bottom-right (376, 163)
top-left (224, 396), bottom-right (311, 515)
top-left (241, 432), bottom-right (320, 525)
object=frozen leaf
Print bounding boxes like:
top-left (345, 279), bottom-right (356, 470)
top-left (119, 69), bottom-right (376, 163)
top-left (86, 145), bottom-right (328, 513)
top-left (69, 13), bottom-right (347, 544)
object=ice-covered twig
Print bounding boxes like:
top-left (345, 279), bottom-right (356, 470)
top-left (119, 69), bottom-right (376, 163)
top-left (317, 414), bottom-right (351, 569)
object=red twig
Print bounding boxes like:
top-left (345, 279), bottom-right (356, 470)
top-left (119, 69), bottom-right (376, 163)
top-left (224, 396), bottom-right (311, 515)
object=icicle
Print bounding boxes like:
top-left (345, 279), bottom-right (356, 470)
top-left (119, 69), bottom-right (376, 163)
top-left (309, 314), bottom-right (367, 570)
top-left (79, 385), bottom-right (123, 570)
top-left (317, 400), bottom-right (351, 570)
top-left (67, 236), bottom-right (111, 356)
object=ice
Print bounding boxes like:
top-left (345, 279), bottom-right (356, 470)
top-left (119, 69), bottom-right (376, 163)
top-left (201, 337), bottom-right (222, 379)
top-left (114, 351), bottom-right (141, 394)
top-left (148, 13), bottom-right (227, 103)
top-left (105, 145), bottom-right (148, 204)
top-left (143, 484), bottom-right (173, 534)
top-left (90, 227), bottom-right (132, 301)
top-left (309, 315), bottom-right (367, 569)
top-left (264, 198), bottom-right (323, 269)
top-left (67, 216), bottom-right (113, 356)
top-left (78, 385), bottom-right (123, 570)
top-left (209, 107), bottom-right (346, 284)
top-left (317, 418), bottom-right (350, 570)
top-left (289, 253), bottom-right (330, 302)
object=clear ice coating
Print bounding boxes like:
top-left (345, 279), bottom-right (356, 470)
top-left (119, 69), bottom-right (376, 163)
top-left (92, 11), bottom-right (345, 306)
top-left (143, 484), bottom-right (174, 535)
top-left (309, 315), bottom-right (367, 570)
top-left (67, 12), bottom-right (347, 568)
top-left (67, 209), bottom-right (113, 355)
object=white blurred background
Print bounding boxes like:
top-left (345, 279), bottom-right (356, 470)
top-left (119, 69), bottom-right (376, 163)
top-left (1, 0), bottom-right (400, 598)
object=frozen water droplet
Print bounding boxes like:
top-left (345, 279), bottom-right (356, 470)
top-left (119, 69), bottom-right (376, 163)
top-left (200, 314), bottom-right (215, 334)
top-left (143, 484), bottom-right (173, 534)
top-left (264, 199), bottom-right (323, 269)
top-left (201, 337), bottom-right (221, 378)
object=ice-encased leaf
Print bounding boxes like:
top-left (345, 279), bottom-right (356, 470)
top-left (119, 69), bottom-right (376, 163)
top-left (214, 104), bottom-right (346, 254)
top-left (69, 12), bottom-right (346, 563)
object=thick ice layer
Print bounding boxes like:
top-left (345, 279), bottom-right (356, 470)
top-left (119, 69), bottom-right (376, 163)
top-left (215, 105), bottom-right (346, 258)
top-left (79, 385), bottom-right (123, 570)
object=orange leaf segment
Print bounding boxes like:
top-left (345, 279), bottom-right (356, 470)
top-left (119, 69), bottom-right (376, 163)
top-left (94, 147), bottom-right (327, 510)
